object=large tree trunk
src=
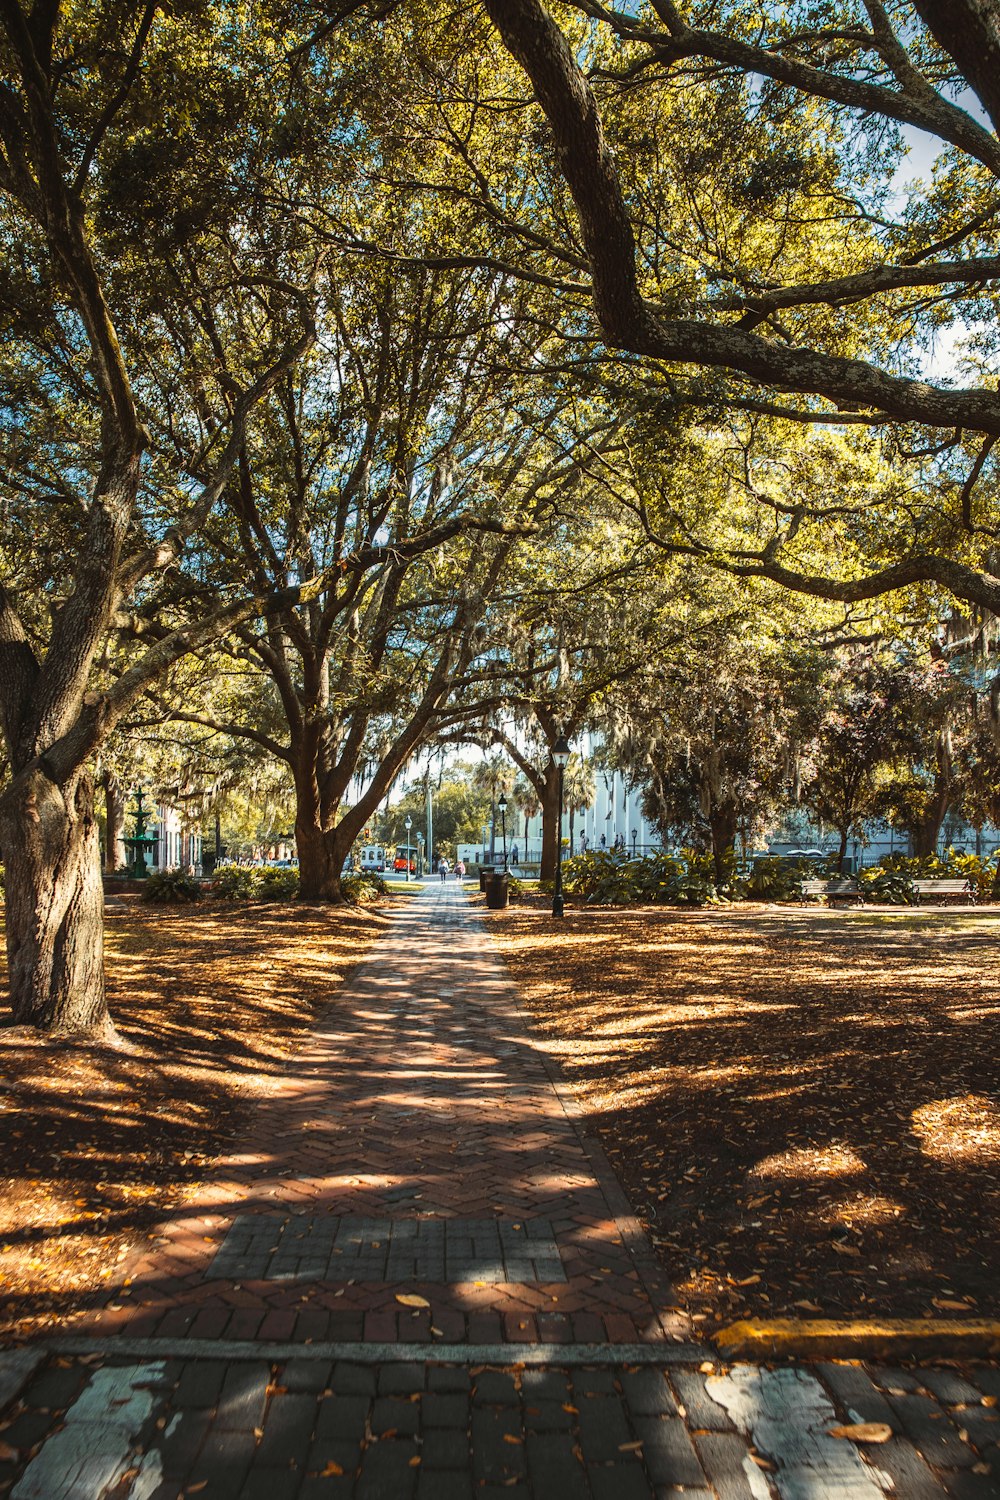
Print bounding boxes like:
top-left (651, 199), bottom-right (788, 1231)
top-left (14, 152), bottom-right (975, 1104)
top-left (911, 778), bottom-right (951, 859)
top-left (103, 771), bottom-right (126, 874)
top-left (708, 806), bottom-right (738, 886)
top-left (539, 763), bottom-right (562, 882)
top-left (836, 828), bottom-right (850, 873)
top-left (0, 766), bottom-right (111, 1036)
top-left (295, 816), bottom-right (345, 901)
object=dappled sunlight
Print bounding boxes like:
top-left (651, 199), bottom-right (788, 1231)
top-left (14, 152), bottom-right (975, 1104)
top-left (822, 1193), bottom-right (905, 1228)
top-left (912, 1095), bottom-right (1000, 1164)
top-left (489, 900), bottom-right (1000, 1328)
top-left (0, 900), bottom-right (390, 1339)
top-left (749, 1144), bottom-right (866, 1179)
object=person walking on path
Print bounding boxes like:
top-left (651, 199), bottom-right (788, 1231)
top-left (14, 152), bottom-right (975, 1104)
top-left (438, 855), bottom-right (450, 881)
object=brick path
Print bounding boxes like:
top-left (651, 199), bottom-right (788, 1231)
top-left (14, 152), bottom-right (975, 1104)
top-left (4, 883), bottom-right (1000, 1496)
top-left (2, 1345), bottom-right (997, 1497)
top-left (79, 881), bottom-right (685, 1348)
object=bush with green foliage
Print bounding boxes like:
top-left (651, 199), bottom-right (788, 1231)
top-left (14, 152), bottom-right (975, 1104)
top-left (256, 865), bottom-right (299, 900)
top-left (856, 866), bottom-right (919, 904)
top-left (211, 864), bottom-right (259, 899)
top-left (742, 859), bottom-right (809, 902)
top-left (879, 848), bottom-right (996, 898)
top-left (141, 869), bottom-right (202, 904)
top-left (560, 849), bottom-right (723, 906)
top-left (341, 872), bottom-right (386, 904)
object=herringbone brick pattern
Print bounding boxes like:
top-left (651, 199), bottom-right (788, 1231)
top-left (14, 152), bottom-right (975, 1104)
top-left (79, 884), bottom-right (685, 1345)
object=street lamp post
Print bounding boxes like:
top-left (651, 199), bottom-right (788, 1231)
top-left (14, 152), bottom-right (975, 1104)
top-left (631, 828), bottom-right (638, 859)
top-left (498, 792), bottom-right (508, 871)
top-left (404, 814), bottom-right (412, 882)
top-left (416, 831), bottom-right (424, 877)
top-left (551, 736), bottom-right (570, 918)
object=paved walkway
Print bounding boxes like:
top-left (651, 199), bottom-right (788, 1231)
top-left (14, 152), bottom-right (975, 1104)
top-left (1, 883), bottom-right (998, 1497)
top-left (79, 880), bottom-right (683, 1349)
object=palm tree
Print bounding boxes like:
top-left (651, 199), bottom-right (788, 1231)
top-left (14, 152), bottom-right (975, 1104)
top-left (563, 756), bottom-right (596, 854)
top-left (471, 756), bottom-right (515, 861)
top-left (512, 773), bottom-right (541, 858)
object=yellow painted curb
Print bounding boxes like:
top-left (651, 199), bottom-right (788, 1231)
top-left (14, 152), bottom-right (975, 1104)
top-left (716, 1318), bottom-right (1000, 1361)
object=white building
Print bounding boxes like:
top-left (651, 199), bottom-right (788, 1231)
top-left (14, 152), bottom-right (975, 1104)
top-left (151, 802), bottom-right (203, 874)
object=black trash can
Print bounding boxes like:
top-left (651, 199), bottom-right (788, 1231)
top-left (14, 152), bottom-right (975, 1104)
top-left (479, 868), bottom-right (491, 893)
top-left (486, 871), bottom-right (509, 909)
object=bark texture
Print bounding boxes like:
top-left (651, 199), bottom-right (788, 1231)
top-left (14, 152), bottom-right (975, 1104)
top-left (295, 816), bottom-right (348, 902)
top-left (484, 0), bottom-right (1000, 453)
top-left (0, 767), bottom-right (109, 1035)
top-left (539, 762), bottom-right (562, 882)
top-left (103, 771), bottom-right (126, 873)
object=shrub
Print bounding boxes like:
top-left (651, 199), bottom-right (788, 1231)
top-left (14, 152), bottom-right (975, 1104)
top-left (878, 847), bottom-right (997, 899)
top-left (560, 849), bottom-right (722, 906)
top-left (743, 859), bottom-right (808, 902)
top-left (256, 865), bottom-right (299, 900)
top-left (341, 873), bottom-right (384, 904)
top-left (141, 869), bottom-right (202, 904)
top-left (211, 864), bottom-right (258, 899)
top-left (857, 866), bottom-right (918, 904)
top-left (944, 849), bottom-right (999, 899)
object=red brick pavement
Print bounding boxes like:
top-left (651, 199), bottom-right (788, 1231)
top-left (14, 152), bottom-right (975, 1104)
top-left (79, 883), bottom-right (689, 1346)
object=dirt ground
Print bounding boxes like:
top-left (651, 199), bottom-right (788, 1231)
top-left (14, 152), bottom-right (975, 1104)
top-left (0, 898), bottom-right (390, 1342)
top-left (488, 899), bottom-right (1000, 1334)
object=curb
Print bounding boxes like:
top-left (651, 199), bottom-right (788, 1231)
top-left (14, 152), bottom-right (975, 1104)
top-left (716, 1317), bottom-right (1000, 1361)
top-left (46, 1337), bottom-right (706, 1366)
top-left (0, 1348), bottom-right (46, 1411)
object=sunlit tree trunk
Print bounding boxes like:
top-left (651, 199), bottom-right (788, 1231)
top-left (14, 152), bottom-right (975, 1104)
top-left (0, 766), bottom-right (110, 1036)
top-left (103, 771), bottom-right (126, 874)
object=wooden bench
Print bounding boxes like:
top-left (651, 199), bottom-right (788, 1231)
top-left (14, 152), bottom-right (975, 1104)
top-left (801, 877), bottom-right (863, 905)
top-left (911, 878), bottom-right (976, 905)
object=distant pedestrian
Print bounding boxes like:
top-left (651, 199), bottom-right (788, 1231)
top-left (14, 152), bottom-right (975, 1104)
top-left (511, 844), bottom-right (519, 865)
top-left (455, 859), bottom-right (465, 880)
top-left (438, 857), bottom-right (449, 882)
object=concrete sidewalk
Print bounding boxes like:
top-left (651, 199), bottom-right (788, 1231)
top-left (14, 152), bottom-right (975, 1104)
top-left (0, 882), bottom-right (996, 1497)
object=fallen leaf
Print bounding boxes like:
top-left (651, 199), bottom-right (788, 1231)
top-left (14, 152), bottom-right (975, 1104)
top-left (408, 1456), bottom-right (421, 1467)
top-left (396, 1294), bottom-right (430, 1309)
top-left (618, 1440), bottom-right (643, 1452)
top-left (0, 1441), bottom-right (19, 1462)
top-left (320, 1460), bottom-right (344, 1477)
top-left (828, 1423), bottom-right (893, 1444)
top-left (502, 1433), bottom-right (523, 1445)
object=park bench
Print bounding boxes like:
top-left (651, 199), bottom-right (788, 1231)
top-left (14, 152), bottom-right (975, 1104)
top-left (801, 877), bottom-right (864, 905)
top-left (912, 877), bottom-right (976, 905)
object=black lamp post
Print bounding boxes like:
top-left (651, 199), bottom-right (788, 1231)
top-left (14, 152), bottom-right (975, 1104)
top-left (404, 814), bottom-right (412, 882)
top-left (498, 792), bottom-right (508, 870)
top-left (631, 828), bottom-right (638, 859)
top-left (551, 735), bottom-right (570, 918)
